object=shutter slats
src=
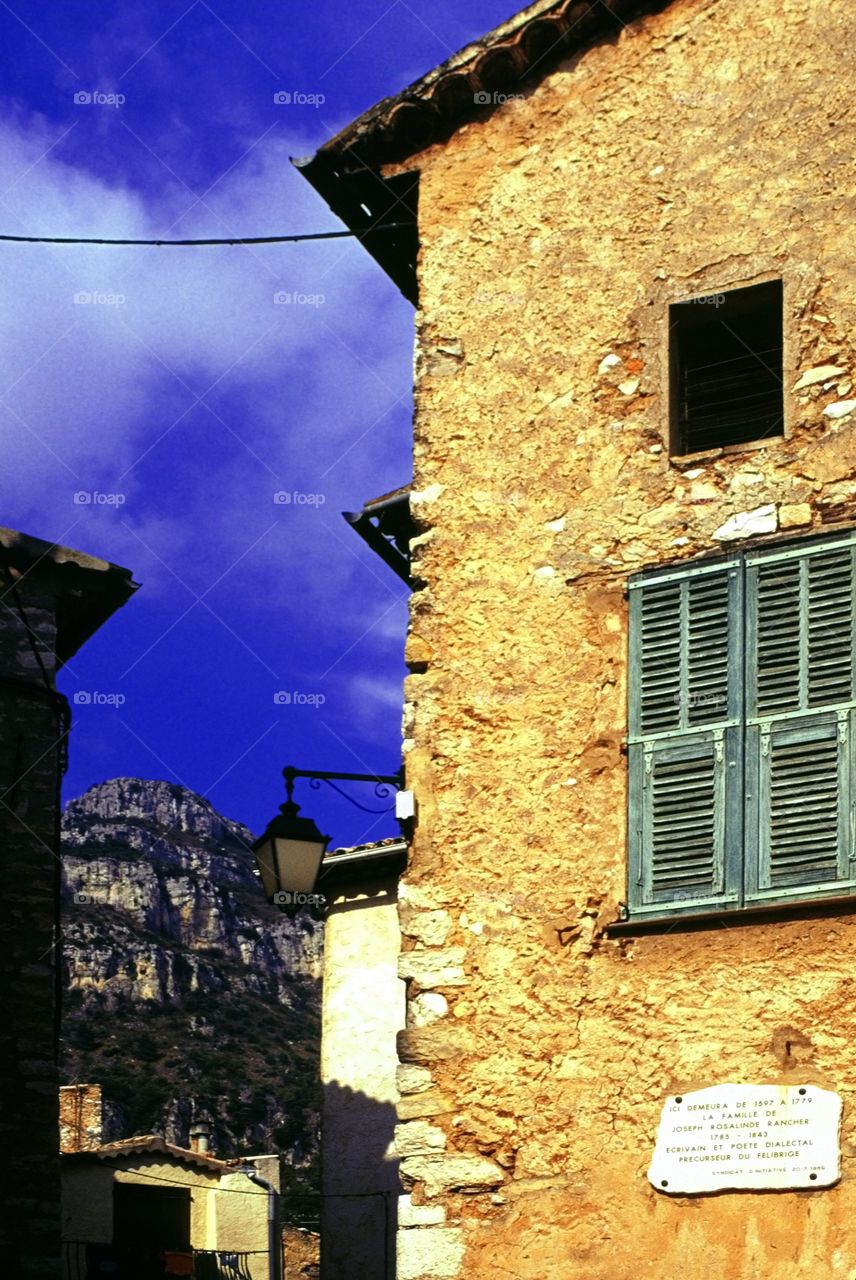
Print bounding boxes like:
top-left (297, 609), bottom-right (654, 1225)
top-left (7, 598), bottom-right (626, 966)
top-left (808, 549), bottom-right (854, 708)
top-left (636, 569), bottom-right (731, 735)
top-left (754, 545), bottom-right (855, 716)
top-left (687, 573), bottom-right (730, 726)
top-left (765, 731), bottom-right (840, 887)
top-left (756, 560), bottom-right (801, 713)
top-left (639, 582), bottom-right (682, 734)
top-left (647, 745), bottom-right (722, 899)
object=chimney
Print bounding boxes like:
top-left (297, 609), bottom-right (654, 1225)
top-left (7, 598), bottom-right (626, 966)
top-left (59, 1084), bottom-right (103, 1154)
top-left (189, 1119), bottom-right (212, 1154)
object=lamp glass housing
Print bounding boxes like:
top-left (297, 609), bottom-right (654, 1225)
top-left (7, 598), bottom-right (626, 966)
top-left (253, 802), bottom-right (329, 898)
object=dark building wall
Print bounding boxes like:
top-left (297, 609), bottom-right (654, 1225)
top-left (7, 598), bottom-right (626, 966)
top-left (0, 583), bottom-right (65, 1277)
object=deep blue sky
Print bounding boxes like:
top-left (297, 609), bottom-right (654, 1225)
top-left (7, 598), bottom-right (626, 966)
top-left (1, 0), bottom-right (516, 845)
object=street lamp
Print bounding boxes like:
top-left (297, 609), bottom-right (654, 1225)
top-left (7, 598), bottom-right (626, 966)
top-left (252, 769), bottom-right (331, 899)
top-left (252, 763), bottom-right (403, 900)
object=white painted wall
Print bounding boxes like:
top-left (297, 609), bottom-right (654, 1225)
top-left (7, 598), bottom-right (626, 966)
top-left (321, 875), bottom-right (405, 1280)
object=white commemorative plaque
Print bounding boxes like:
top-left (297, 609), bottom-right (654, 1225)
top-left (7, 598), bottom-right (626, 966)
top-left (648, 1083), bottom-right (841, 1194)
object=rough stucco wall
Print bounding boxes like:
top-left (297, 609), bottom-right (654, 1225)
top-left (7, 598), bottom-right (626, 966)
top-left (388, 0), bottom-right (856, 1276)
top-left (61, 1158), bottom-right (267, 1277)
top-left (213, 1171), bottom-right (269, 1280)
top-left (321, 877), bottom-right (405, 1278)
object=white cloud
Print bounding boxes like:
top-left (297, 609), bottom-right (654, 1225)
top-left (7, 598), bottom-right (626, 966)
top-left (0, 107), bottom-right (413, 618)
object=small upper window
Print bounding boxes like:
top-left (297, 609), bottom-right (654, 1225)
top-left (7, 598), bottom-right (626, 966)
top-left (670, 279), bottom-right (783, 456)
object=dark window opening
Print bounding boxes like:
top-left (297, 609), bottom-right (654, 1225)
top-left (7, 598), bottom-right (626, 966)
top-left (113, 1182), bottom-right (191, 1251)
top-left (670, 279), bottom-right (784, 456)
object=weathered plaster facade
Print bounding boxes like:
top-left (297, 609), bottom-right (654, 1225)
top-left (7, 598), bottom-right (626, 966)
top-left (376, 0), bottom-right (856, 1276)
top-left (61, 1141), bottom-right (273, 1279)
top-left (320, 843), bottom-right (407, 1279)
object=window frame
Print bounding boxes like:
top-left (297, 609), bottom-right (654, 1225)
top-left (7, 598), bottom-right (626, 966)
top-left (668, 279), bottom-right (785, 459)
top-left (626, 529), bottom-right (856, 922)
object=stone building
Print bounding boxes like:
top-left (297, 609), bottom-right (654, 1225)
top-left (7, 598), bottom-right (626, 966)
top-left (299, 0), bottom-right (856, 1276)
top-left (0, 528), bottom-right (136, 1279)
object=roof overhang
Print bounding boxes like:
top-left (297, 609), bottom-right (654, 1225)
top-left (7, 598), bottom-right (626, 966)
top-left (320, 837), bottom-right (408, 891)
top-left (343, 486), bottom-right (414, 586)
top-left (293, 156), bottom-right (419, 305)
top-left (61, 1135), bottom-right (229, 1173)
top-left (294, 0), bottom-right (676, 297)
top-left (0, 526), bottom-right (138, 664)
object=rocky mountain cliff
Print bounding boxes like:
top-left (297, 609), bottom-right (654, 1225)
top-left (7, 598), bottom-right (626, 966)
top-left (61, 778), bottom-right (323, 1183)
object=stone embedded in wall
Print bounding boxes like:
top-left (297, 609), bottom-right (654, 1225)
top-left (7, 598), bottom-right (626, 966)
top-left (598, 353), bottom-right (622, 374)
top-left (779, 503), bottom-right (813, 529)
top-left (398, 1194), bottom-right (447, 1228)
top-left (397, 1090), bottom-right (457, 1121)
top-left (398, 947), bottom-right (469, 989)
top-left (425, 341), bottom-right (465, 376)
top-left (822, 400), bottom-right (856, 419)
top-left (410, 992), bottom-right (450, 1026)
top-left (712, 504), bottom-right (777, 542)
top-left (397, 1025), bottom-right (476, 1066)
top-left (398, 1225), bottom-right (465, 1280)
top-left (729, 471), bottom-right (765, 490)
top-left (689, 481), bottom-right (719, 503)
top-left (397, 1064), bottom-right (435, 1095)
top-left (401, 909), bottom-right (453, 946)
top-left (399, 1154), bottom-right (504, 1198)
top-left (793, 364), bottom-right (845, 390)
top-left (648, 1083), bottom-right (842, 1195)
top-left (395, 1120), bottom-right (448, 1157)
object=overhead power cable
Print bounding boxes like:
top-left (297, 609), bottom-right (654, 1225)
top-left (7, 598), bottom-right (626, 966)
top-left (0, 223), bottom-right (411, 248)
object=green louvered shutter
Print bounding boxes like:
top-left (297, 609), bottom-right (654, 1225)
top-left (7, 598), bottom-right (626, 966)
top-left (745, 535), bottom-right (856, 903)
top-left (627, 559), bottom-right (743, 917)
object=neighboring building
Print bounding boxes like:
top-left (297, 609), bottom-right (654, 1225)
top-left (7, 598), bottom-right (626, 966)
top-left (0, 528), bottom-right (136, 1279)
top-left (61, 1084), bottom-right (275, 1280)
top-left (300, 1), bottom-right (856, 1277)
top-left (318, 838), bottom-right (408, 1280)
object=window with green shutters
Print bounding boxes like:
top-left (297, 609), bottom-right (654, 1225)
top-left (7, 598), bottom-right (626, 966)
top-left (627, 530), bottom-right (856, 920)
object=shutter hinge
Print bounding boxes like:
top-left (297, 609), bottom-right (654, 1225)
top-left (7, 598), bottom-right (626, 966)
top-left (838, 711), bottom-right (848, 744)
